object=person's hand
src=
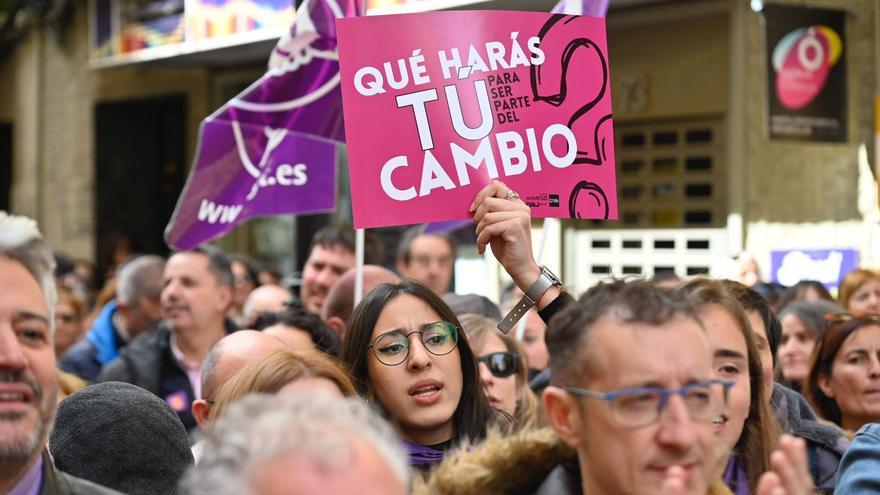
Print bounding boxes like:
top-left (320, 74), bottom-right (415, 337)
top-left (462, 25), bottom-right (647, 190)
top-left (756, 435), bottom-right (814, 495)
top-left (470, 180), bottom-right (540, 290)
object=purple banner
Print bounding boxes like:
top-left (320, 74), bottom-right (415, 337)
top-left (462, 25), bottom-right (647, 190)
top-left (165, 0), bottom-right (364, 249)
top-left (423, 220), bottom-right (471, 234)
top-left (771, 248), bottom-right (859, 289)
top-left (552, 0), bottom-right (609, 17)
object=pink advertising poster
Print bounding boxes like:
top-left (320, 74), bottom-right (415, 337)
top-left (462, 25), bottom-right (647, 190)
top-left (338, 11), bottom-right (617, 229)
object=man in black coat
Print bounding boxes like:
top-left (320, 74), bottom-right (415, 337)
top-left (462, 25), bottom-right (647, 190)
top-left (99, 246), bottom-right (236, 431)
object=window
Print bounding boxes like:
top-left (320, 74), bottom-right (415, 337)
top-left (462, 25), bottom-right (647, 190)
top-left (612, 120), bottom-right (726, 228)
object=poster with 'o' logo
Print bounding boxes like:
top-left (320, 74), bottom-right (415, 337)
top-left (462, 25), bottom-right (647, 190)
top-left (764, 5), bottom-right (846, 142)
top-left (338, 10), bottom-right (618, 229)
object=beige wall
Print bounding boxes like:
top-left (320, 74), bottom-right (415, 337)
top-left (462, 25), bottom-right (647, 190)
top-left (0, 5), bottom-right (212, 261)
top-left (608, 3), bottom-right (729, 121)
top-left (743, 0), bottom-right (875, 224)
top-left (739, 0), bottom-right (879, 268)
top-left (3, 0), bottom-right (877, 274)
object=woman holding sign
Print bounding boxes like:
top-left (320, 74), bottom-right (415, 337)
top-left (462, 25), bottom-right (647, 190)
top-left (340, 280), bottom-right (498, 469)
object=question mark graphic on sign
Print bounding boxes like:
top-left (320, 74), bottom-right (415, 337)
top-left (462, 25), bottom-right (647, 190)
top-left (569, 180), bottom-right (609, 219)
top-left (531, 15), bottom-right (612, 219)
top-left (530, 14), bottom-right (614, 166)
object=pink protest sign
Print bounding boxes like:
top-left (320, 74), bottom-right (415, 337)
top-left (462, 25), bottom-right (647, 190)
top-left (338, 11), bottom-right (617, 229)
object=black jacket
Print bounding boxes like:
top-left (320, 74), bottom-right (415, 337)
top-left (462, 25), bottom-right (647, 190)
top-left (97, 320), bottom-right (236, 431)
top-left (770, 382), bottom-right (849, 494)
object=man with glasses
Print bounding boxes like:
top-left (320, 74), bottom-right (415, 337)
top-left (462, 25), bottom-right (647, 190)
top-left (540, 280), bottom-right (731, 494)
top-left (415, 280), bottom-right (735, 494)
top-left (449, 180), bottom-right (814, 494)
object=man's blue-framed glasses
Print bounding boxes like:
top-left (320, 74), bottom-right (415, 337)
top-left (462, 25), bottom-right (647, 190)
top-left (563, 379), bottom-right (734, 427)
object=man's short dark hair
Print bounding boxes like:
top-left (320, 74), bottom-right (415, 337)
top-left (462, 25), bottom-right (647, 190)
top-left (229, 254), bottom-right (260, 286)
top-left (547, 279), bottom-right (700, 385)
top-left (396, 226), bottom-right (456, 263)
top-left (175, 246), bottom-right (234, 287)
top-left (310, 225), bottom-right (383, 265)
top-left (254, 307), bottom-right (341, 356)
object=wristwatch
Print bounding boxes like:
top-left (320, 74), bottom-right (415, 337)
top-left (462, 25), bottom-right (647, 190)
top-left (498, 265), bottom-right (563, 333)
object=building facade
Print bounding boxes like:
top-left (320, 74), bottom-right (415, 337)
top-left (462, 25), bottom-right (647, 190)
top-left (0, 0), bottom-right (877, 293)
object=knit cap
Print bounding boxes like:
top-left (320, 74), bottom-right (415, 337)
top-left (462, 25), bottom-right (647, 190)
top-left (50, 381), bottom-right (195, 494)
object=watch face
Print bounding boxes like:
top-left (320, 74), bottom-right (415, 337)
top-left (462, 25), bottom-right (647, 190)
top-left (541, 266), bottom-right (562, 285)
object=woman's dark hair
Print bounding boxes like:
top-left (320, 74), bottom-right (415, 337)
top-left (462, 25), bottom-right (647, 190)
top-left (778, 299), bottom-right (844, 341)
top-left (340, 281), bottom-right (495, 444)
top-left (677, 278), bottom-right (781, 492)
top-left (777, 280), bottom-right (833, 311)
top-left (805, 315), bottom-right (878, 426)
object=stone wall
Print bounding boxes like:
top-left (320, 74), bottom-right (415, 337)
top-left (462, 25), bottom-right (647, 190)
top-left (0, 5), bottom-right (211, 261)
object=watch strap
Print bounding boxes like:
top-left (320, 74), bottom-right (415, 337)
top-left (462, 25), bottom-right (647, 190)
top-left (498, 293), bottom-right (536, 333)
top-left (497, 266), bottom-right (561, 333)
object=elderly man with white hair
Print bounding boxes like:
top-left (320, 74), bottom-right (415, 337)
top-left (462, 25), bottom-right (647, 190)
top-left (180, 393), bottom-right (409, 495)
top-left (0, 212), bottom-right (120, 494)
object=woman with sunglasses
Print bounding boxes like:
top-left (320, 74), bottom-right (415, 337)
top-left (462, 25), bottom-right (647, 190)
top-left (340, 281), bottom-right (496, 470)
top-left (459, 314), bottom-right (539, 431)
top-left (805, 312), bottom-right (880, 434)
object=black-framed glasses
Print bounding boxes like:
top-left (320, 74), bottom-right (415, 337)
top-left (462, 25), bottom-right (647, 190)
top-left (477, 352), bottom-right (519, 378)
top-left (563, 379), bottom-right (734, 428)
top-left (368, 321), bottom-right (459, 366)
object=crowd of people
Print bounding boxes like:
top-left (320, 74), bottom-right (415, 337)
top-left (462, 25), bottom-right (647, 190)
top-left (2, 180), bottom-right (880, 494)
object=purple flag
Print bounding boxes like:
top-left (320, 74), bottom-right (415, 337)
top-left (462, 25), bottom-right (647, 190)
top-left (551, 0), bottom-right (609, 17)
top-left (422, 220), bottom-right (472, 234)
top-left (165, 0), bottom-right (364, 250)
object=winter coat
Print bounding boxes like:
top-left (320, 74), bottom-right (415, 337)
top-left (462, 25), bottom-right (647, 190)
top-left (413, 427), bottom-right (734, 495)
top-left (60, 302), bottom-right (123, 382)
top-left (771, 382), bottom-right (849, 494)
top-left (39, 451), bottom-right (122, 495)
top-left (835, 423), bottom-right (880, 493)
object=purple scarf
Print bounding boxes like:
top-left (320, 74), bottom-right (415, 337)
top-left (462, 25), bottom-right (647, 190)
top-left (723, 457), bottom-right (751, 495)
top-left (403, 441), bottom-right (445, 466)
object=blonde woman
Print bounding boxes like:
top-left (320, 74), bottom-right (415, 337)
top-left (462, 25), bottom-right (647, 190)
top-left (209, 349), bottom-right (356, 422)
top-left (459, 314), bottom-right (539, 431)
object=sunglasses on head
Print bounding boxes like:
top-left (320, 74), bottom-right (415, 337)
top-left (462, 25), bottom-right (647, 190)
top-left (477, 352), bottom-right (519, 378)
top-left (824, 312), bottom-right (880, 330)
